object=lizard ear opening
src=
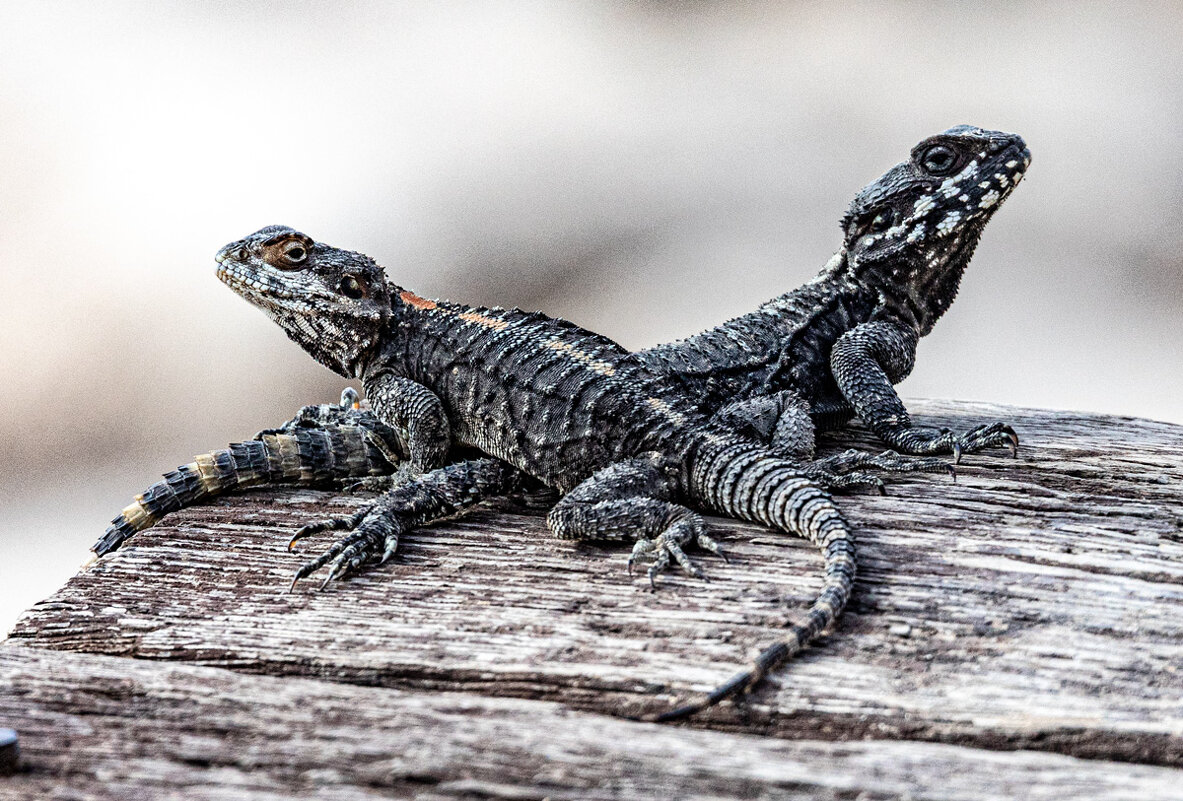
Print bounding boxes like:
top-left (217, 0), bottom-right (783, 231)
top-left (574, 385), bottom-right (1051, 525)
top-left (340, 275), bottom-right (367, 299)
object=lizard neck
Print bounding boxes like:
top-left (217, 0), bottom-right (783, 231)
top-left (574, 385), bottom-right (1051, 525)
top-left (354, 284), bottom-right (430, 384)
top-left (859, 225), bottom-right (983, 336)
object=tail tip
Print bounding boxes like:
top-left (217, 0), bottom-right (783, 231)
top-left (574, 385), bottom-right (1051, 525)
top-left (91, 520), bottom-right (132, 557)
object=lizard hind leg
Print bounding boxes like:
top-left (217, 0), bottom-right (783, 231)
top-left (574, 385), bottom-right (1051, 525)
top-left (547, 455), bottom-right (724, 589)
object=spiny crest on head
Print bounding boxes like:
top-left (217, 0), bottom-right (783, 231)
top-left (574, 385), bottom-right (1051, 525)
top-left (840, 125), bottom-right (1030, 263)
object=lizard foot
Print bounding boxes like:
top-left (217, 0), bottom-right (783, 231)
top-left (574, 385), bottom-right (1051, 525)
top-left (627, 518), bottom-right (726, 591)
top-left (256, 387), bottom-right (377, 439)
top-left (802, 469), bottom-right (887, 494)
top-left (796, 449), bottom-right (954, 493)
top-left (286, 503), bottom-right (403, 591)
top-left (812, 448), bottom-right (954, 475)
top-left (889, 422), bottom-right (1019, 463)
top-left (256, 388), bottom-right (406, 474)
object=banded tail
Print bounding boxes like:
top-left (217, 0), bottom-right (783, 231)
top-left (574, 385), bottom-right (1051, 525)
top-left (94, 426), bottom-right (398, 557)
top-left (659, 438), bottom-right (857, 721)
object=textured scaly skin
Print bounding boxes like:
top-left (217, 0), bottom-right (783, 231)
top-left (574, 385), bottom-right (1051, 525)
top-left (639, 125), bottom-right (1032, 462)
top-left (98, 126), bottom-right (1025, 552)
top-left (95, 125), bottom-right (1030, 721)
top-left (206, 223), bottom-right (861, 721)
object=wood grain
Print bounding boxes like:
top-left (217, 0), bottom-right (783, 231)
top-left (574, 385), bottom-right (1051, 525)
top-left (1, 643), bottom-right (1178, 801)
top-left (4, 401), bottom-right (1182, 796)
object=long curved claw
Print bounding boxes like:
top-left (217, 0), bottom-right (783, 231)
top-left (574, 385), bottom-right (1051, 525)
top-left (955, 421), bottom-right (1020, 460)
top-left (1004, 426), bottom-right (1020, 457)
top-left (288, 534), bottom-right (354, 590)
top-left (288, 554), bottom-right (331, 593)
top-left (319, 559), bottom-right (346, 591)
top-left (288, 513), bottom-right (361, 551)
top-left (379, 536), bottom-right (400, 565)
top-left (696, 532), bottom-right (729, 564)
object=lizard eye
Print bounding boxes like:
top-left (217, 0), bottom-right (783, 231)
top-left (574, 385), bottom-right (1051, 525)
top-left (340, 275), bottom-right (366, 299)
top-left (282, 243), bottom-right (308, 264)
top-left (920, 144), bottom-right (958, 176)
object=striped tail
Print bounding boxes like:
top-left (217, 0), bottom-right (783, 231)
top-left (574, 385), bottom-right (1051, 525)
top-left (658, 438), bottom-right (857, 721)
top-left (93, 426), bottom-right (398, 557)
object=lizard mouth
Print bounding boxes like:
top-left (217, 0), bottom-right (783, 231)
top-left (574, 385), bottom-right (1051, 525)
top-left (216, 260), bottom-right (302, 303)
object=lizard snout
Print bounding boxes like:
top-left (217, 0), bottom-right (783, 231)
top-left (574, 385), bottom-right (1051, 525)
top-left (216, 243), bottom-right (247, 264)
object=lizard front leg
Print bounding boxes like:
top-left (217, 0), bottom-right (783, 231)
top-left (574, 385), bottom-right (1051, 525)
top-left (831, 320), bottom-right (1018, 461)
top-left (362, 371), bottom-right (452, 474)
top-left (287, 457), bottom-right (522, 589)
top-left (257, 387), bottom-right (368, 437)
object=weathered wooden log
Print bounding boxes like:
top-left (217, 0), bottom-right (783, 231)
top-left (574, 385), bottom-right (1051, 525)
top-left (2, 643), bottom-right (1179, 801)
top-left (3, 400), bottom-right (1182, 797)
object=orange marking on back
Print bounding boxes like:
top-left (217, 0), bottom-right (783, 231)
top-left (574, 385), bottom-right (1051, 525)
top-left (399, 290), bottom-right (437, 311)
top-left (458, 310), bottom-right (510, 331)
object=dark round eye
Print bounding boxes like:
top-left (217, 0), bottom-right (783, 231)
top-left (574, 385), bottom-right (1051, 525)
top-left (869, 212), bottom-right (893, 233)
top-left (283, 244), bottom-right (307, 264)
top-left (340, 276), bottom-right (366, 299)
top-left (921, 144), bottom-right (958, 175)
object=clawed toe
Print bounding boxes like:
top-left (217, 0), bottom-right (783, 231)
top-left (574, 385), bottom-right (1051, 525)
top-left (806, 449), bottom-right (954, 491)
top-left (967, 422), bottom-right (1019, 455)
top-left (288, 511), bottom-right (365, 551)
top-left (629, 531), bottom-right (724, 589)
top-left (891, 421), bottom-right (1019, 461)
top-left (290, 529), bottom-right (381, 592)
top-left (953, 422), bottom-right (1019, 463)
top-left (286, 502), bottom-right (402, 591)
top-left (695, 532), bottom-right (728, 564)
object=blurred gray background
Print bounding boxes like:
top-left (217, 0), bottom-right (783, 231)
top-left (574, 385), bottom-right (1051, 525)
top-left (2, 1), bottom-right (1180, 632)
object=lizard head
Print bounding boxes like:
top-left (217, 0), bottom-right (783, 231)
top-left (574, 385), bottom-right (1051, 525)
top-left (216, 226), bottom-right (392, 377)
top-left (840, 126), bottom-right (1031, 331)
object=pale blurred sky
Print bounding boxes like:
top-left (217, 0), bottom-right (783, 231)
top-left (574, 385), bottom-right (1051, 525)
top-left (1, 1), bottom-right (1180, 631)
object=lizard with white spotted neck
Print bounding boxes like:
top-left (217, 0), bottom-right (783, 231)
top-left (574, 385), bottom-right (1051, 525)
top-left (95, 125), bottom-right (1030, 720)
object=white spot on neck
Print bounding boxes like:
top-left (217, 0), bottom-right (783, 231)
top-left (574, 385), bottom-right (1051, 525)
top-left (936, 210), bottom-right (961, 234)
